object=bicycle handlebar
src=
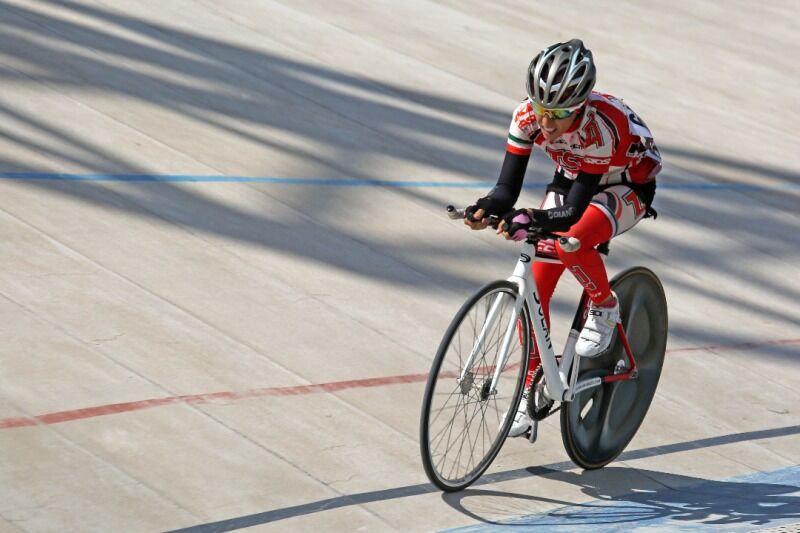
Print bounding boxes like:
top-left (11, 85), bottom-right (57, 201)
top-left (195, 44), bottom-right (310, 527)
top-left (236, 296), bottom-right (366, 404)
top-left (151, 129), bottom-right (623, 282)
top-left (446, 205), bottom-right (581, 252)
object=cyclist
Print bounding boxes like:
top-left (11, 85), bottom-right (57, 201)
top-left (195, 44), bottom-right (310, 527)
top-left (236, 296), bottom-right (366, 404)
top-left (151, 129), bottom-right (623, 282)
top-left (465, 39), bottom-right (661, 437)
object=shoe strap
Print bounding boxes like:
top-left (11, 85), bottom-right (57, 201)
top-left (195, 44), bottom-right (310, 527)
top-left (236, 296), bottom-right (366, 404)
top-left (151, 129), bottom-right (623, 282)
top-left (588, 308), bottom-right (620, 322)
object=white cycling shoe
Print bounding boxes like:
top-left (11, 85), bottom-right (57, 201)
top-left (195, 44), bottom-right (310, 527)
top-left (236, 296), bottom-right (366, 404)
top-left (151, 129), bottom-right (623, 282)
top-left (501, 391), bottom-right (532, 438)
top-left (576, 293), bottom-right (621, 357)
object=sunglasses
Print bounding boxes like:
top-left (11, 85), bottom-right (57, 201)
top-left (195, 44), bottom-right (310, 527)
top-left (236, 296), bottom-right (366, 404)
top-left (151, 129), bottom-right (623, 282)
top-left (529, 99), bottom-right (583, 120)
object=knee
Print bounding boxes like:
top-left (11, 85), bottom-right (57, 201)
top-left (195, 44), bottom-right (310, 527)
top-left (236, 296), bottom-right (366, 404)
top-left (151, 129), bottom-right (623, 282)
top-left (555, 238), bottom-right (578, 263)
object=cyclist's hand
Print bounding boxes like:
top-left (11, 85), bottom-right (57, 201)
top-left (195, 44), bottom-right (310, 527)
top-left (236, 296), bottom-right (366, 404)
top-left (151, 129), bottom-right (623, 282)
top-left (464, 204), bottom-right (489, 230)
top-left (498, 208), bottom-right (534, 241)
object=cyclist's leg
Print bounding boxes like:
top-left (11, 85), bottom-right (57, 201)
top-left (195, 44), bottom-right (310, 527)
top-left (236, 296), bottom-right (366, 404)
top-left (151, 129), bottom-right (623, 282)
top-left (557, 185), bottom-right (647, 356)
top-left (556, 184), bottom-right (647, 304)
top-left (556, 205), bottom-right (615, 304)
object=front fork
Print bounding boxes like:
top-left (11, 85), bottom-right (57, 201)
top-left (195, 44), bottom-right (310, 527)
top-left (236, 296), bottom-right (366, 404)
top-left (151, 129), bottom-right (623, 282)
top-left (458, 289), bottom-right (524, 393)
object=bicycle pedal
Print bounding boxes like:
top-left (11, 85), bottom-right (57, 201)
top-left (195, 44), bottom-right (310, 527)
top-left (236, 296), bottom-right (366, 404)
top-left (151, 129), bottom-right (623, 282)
top-left (527, 419), bottom-right (539, 444)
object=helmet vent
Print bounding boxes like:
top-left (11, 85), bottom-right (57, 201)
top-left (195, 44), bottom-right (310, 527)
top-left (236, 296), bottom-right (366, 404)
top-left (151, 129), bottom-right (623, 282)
top-left (526, 39), bottom-right (596, 109)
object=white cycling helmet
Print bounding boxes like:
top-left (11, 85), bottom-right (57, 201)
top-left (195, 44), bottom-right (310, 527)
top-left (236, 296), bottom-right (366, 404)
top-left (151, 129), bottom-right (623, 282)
top-left (526, 39), bottom-right (596, 109)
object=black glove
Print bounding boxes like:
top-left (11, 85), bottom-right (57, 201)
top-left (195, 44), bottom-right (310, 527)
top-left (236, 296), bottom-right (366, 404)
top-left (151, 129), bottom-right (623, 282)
top-left (499, 208), bottom-right (536, 240)
top-left (465, 195), bottom-right (511, 222)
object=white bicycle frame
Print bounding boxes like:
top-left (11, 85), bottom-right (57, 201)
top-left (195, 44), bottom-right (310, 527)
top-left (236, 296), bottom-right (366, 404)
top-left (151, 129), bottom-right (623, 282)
top-left (458, 241), bottom-right (604, 404)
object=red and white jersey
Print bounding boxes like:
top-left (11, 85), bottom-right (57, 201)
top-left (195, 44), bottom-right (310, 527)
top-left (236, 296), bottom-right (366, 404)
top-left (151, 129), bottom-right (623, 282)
top-left (506, 92), bottom-right (661, 185)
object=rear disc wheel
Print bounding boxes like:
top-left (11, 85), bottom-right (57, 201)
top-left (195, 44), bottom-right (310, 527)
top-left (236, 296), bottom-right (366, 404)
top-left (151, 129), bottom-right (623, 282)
top-left (560, 267), bottom-right (668, 469)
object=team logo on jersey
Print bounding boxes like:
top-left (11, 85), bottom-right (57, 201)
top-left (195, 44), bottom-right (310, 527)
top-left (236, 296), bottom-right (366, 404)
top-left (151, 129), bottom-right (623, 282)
top-left (545, 147), bottom-right (582, 172)
top-left (514, 104), bottom-right (536, 130)
top-left (580, 119), bottom-right (604, 149)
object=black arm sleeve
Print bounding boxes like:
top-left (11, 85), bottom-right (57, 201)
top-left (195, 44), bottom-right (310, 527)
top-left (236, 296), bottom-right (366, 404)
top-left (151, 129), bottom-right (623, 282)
top-left (477, 151), bottom-right (530, 215)
top-left (529, 171), bottom-right (603, 232)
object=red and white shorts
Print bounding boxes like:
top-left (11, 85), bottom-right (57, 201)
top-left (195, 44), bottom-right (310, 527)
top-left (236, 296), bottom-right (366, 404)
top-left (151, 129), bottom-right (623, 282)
top-left (541, 184), bottom-right (647, 238)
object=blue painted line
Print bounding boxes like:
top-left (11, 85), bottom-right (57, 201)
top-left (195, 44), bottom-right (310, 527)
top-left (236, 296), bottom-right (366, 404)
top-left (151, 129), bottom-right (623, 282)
top-left (0, 172), bottom-right (503, 189)
top-left (656, 182), bottom-right (799, 191)
top-left (0, 172), bottom-right (797, 191)
top-left (442, 465), bottom-right (800, 533)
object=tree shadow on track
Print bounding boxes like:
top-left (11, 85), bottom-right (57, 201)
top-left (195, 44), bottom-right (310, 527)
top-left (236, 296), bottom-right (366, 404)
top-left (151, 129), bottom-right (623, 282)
top-left (2, 0), bottom-right (800, 319)
top-left (162, 425), bottom-right (800, 532)
top-left (0, 0), bottom-right (517, 291)
top-left (442, 466), bottom-right (800, 530)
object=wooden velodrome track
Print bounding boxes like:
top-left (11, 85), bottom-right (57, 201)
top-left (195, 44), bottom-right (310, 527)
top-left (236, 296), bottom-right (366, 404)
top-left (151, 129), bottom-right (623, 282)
top-left (1, 1), bottom-right (798, 531)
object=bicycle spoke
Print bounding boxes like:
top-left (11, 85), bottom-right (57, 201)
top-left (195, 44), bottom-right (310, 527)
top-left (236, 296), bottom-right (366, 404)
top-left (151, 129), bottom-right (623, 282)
top-left (436, 381), bottom-right (505, 477)
top-left (429, 391), bottom-right (484, 444)
top-left (430, 388), bottom-right (476, 448)
top-left (466, 396), bottom-right (491, 473)
top-left (438, 380), bottom-right (491, 478)
top-left (451, 390), bottom-right (486, 478)
top-left (434, 392), bottom-right (468, 472)
top-left (427, 380), bottom-right (464, 430)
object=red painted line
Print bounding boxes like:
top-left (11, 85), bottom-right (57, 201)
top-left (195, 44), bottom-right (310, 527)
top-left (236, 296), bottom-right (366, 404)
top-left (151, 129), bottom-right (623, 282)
top-left (0, 373), bottom-right (433, 430)
top-left (2, 338), bottom-right (798, 430)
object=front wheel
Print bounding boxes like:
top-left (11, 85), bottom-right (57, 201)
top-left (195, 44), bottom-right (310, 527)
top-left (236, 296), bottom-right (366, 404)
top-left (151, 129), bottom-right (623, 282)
top-left (420, 280), bottom-right (530, 492)
top-left (560, 266), bottom-right (668, 470)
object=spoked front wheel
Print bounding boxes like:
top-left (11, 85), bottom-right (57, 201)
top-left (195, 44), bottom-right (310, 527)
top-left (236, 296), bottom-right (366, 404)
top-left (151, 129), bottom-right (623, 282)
top-left (420, 280), bottom-right (530, 492)
top-left (561, 266), bottom-right (668, 469)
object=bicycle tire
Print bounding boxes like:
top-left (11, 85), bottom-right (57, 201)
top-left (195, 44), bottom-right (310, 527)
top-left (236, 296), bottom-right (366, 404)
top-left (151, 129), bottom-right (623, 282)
top-left (420, 280), bottom-right (530, 492)
top-left (560, 266), bottom-right (668, 470)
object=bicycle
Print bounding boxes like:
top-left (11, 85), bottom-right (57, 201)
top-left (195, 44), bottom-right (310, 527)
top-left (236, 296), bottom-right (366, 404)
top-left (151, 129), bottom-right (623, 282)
top-left (419, 206), bottom-right (668, 492)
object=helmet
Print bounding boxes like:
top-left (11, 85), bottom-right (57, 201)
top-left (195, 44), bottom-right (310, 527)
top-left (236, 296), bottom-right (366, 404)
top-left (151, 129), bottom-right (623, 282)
top-left (526, 39), bottom-right (596, 109)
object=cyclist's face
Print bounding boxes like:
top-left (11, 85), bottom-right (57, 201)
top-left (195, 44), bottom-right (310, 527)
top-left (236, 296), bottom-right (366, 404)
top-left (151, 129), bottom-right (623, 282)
top-left (535, 111), bottom-right (579, 141)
